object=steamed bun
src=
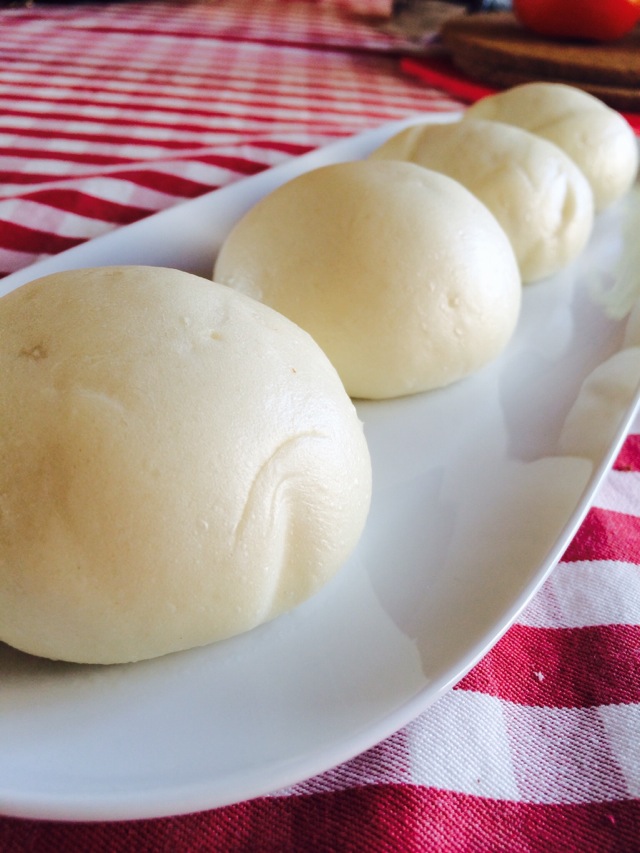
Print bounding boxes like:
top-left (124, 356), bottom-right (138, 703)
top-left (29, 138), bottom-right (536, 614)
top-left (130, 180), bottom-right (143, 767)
top-left (214, 159), bottom-right (521, 400)
top-left (371, 118), bottom-right (594, 283)
top-left (0, 266), bottom-right (372, 664)
top-left (465, 82), bottom-right (638, 211)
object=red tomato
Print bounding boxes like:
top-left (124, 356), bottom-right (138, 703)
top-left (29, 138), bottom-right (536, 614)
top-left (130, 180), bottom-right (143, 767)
top-left (513, 0), bottom-right (640, 41)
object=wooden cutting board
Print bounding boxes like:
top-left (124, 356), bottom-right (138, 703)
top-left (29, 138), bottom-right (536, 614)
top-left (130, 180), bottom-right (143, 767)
top-left (440, 12), bottom-right (640, 111)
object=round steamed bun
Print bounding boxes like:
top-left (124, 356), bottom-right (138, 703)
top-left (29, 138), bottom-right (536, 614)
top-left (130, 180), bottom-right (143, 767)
top-left (465, 82), bottom-right (638, 211)
top-left (370, 118), bottom-right (594, 283)
top-left (214, 160), bottom-right (521, 400)
top-left (0, 266), bottom-right (372, 664)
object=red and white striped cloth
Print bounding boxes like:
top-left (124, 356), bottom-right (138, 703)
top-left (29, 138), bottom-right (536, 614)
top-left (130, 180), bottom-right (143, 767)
top-left (0, 0), bottom-right (453, 276)
top-left (1, 2), bottom-right (639, 850)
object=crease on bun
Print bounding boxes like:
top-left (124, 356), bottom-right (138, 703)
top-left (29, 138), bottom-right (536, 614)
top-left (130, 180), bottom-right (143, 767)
top-left (0, 265), bottom-right (372, 664)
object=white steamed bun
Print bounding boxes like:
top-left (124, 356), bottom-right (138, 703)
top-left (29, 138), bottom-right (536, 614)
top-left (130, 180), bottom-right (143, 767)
top-left (214, 159), bottom-right (522, 400)
top-left (0, 265), bottom-right (372, 664)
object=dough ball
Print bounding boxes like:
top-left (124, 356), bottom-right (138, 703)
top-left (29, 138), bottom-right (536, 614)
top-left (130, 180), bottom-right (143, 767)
top-left (214, 160), bottom-right (521, 400)
top-left (370, 118), bottom-right (594, 283)
top-left (0, 266), bottom-right (372, 664)
top-left (465, 82), bottom-right (638, 211)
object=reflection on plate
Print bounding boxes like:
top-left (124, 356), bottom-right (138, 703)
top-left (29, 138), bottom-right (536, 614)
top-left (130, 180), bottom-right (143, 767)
top-left (1, 118), bottom-right (640, 821)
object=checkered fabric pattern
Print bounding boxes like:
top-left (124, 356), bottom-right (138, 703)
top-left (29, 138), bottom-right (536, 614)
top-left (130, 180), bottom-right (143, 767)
top-left (1, 2), bottom-right (639, 850)
top-left (0, 0), bottom-right (455, 276)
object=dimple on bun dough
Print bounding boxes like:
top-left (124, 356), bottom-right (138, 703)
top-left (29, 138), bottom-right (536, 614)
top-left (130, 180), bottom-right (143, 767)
top-left (0, 266), bottom-right (372, 664)
top-left (370, 118), bottom-right (594, 283)
top-left (465, 82), bottom-right (639, 212)
top-left (214, 160), bottom-right (521, 400)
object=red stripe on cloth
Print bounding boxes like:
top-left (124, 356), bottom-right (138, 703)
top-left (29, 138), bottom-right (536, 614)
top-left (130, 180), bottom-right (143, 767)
top-left (0, 79), bottom-right (425, 115)
top-left (615, 434), bottom-right (640, 472)
top-left (563, 508), bottom-right (640, 564)
top-left (191, 153), bottom-right (269, 175)
top-left (0, 136), bottom-right (311, 163)
top-left (14, 189), bottom-right (152, 225)
top-left (97, 168), bottom-right (213, 198)
top-left (0, 125), bottom-right (229, 149)
top-left (0, 90), bottom-right (336, 119)
top-left (0, 55), bottom-right (434, 108)
top-left (0, 101), bottom-right (413, 136)
top-left (7, 168), bottom-right (232, 204)
top-left (37, 26), bottom-right (401, 57)
top-left (0, 145), bottom-right (135, 167)
top-left (0, 171), bottom-right (112, 187)
top-left (0, 45), bottom-right (383, 84)
top-left (0, 104), bottom-right (285, 131)
top-left (0, 220), bottom-right (82, 255)
top-left (0, 111), bottom-right (375, 147)
top-left (7, 65), bottom-right (422, 98)
top-left (1, 787), bottom-right (638, 852)
top-left (0, 154), bottom-right (265, 194)
top-left (249, 139), bottom-right (315, 156)
top-left (457, 623), bottom-right (640, 708)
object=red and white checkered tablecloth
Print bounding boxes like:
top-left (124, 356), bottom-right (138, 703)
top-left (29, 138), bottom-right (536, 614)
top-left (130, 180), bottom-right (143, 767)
top-left (0, 0), bottom-right (453, 277)
top-left (1, 2), bottom-right (640, 850)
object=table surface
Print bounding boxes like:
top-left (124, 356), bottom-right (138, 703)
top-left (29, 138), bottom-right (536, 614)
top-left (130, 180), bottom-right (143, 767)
top-left (1, 2), bottom-right (639, 850)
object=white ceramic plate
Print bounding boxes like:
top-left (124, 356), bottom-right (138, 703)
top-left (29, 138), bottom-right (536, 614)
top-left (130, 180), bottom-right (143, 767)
top-left (2, 118), bottom-right (640, 822)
